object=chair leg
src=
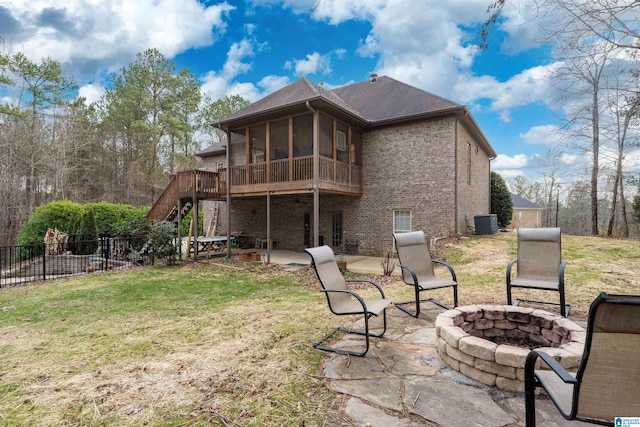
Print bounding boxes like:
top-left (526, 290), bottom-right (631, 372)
top-left (560, 289), bottom-right (567, 317)
top-left (524, 352), bottom-right (539, 427)
top-left (313, 310), bottom-right (387, 357)
top-left (507, 283), bottom-right (513, 305)
top-left (524, 378), bottom-right (537, 427)
top-left (453, 285), bottom-right (458, 308)
top-left (396, 284), bottom-right (455, 317)
top-left (395, 283), bottom-right (422, 317)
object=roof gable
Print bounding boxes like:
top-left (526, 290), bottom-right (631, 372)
top-left (217, 78), bottom-right (362, 125)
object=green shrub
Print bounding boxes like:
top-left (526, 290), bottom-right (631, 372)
top-left (148, 221), bottom-right (179, 265)
top-left (180, 209), bottom-right (203, 237)
top-left (18, 201), bottom-right (149, 244)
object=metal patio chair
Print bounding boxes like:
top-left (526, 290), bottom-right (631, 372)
top-left (524, 292), bottom-right (640, 426)
top-left (393, 231), bottom-right (458, 317)
top-left (305, 245), bottom-right (391, 357)
top-left (506, 227), bottom-right (569, 317)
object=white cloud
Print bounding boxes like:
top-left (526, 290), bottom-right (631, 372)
top-left (77, 83), bottom-right (105, 104)
top-left (492, 152), bottom-right (534, 179)
top-left (495, 169), bottom-right (526, 179)
top-left (488, 63), bottom-right (561, 111)
top-left (519, 125), bottom-right (564, 145)
top-left (492, 153), bottom-right (530, 170)
top-left (222, 39), bottom-right (255, 79)
top-left (499, 110), bottom-right (512, 124)
top-left (559, 153), bottom-right (579, 166)
top-left (258, 75), bottom-right (290, 94)
top-left (1, 0), bottom-right (234, 79)
top-left (495, 1), bottom-right (548, 54)
top-left (287, 52), bottom-right (332, 76)
top-left (301, 0), bottom-right (560, 118)
top-left (226, 82), bottom-right (262, 102)
top-left (200, 71), bottom-right (229, 101)
top-left (1, 96), bottom-right (18, 107)
top-left (200, 39), bottom-right (289, 102)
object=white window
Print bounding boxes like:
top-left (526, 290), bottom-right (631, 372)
top-left (393, 210), bottom-right (411, 234)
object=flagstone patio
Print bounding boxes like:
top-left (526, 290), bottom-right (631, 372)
top-left (320, 303), bottom-right (592, 427)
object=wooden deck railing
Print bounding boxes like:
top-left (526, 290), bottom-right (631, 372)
top-left (227, 155), bottom-right (361, 189)
top-left (149, 155), bottom-right (362, 221)
top-left (147, 170), bottom-right (224, 221)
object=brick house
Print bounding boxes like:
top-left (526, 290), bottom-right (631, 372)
top-left (510, 193), bottom-right (543, 229)
top-left (151, 75), bottom-right (496, 257)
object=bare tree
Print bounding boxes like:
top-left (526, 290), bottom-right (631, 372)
top-left (482, 1), bottom-right (640, 235)
top-left (602, 70), bottom-right (640, 237)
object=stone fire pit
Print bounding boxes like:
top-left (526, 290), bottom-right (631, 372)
top-left (435, 305), bottom-right (585, 392)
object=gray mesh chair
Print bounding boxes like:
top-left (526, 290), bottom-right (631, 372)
top-left (305, 245), bottom-right (391, 357)
top-left (393, 231), bottom-right (458, 317)
top-left (525, 292), bottom-right (640, 426)
top-left (506, 227), bottom-right (569, 317)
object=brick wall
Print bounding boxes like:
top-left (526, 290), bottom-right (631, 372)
top-left (456, 121), bottom-right (492, 234)
top-left (198, 116), bottom-right (493, 256)
top-left (510, 208), bottom-right (542, 229)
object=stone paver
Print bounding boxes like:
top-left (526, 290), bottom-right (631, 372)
top-left (344, 398), bottom-right (425, 427)
top-left (404, 377), bottom-right (516, 427)
top-left (321, 304), bottom-right (582, 427)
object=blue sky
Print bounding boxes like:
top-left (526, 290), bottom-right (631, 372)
top-left (2, 0), bottom-right (624, 186)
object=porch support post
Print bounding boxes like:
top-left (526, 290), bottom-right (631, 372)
top-left (192, 171), bottom-right (199, 259)
top-left (225, 129), bottom-right (232, 259)
top-left (266, 192), bottom-right (271, 263)
top-left (177, 199), bottom-right (182, 260)
top-left (307, 101), bottom-right (320, 247)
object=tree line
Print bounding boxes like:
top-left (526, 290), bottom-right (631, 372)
top-left (483, 0), bottom-right (640, 238)
top-left (0, 46), bottom-right (249, 246)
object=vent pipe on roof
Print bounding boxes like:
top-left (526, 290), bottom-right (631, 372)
top-left (369, 72), bottom-right (378, 84)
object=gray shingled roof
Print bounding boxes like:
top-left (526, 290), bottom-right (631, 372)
top-left (196, 142), bottom-right (225, 158)
top-left (212, 75), bottom-right (496, 158)
top-left (331, 75), bottom-right (462, 123)
top-left (216, 78), bottom-right (361, 125)
top-left (511, 193), bottom-right (541, 209)
top-left (216, 75), bottom-right (463, 127)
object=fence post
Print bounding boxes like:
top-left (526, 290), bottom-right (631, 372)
top-left (42, 242), bottom-right (47, 281)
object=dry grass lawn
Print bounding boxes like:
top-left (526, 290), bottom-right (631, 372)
top-left (0, 231), bottom-right (638, 426)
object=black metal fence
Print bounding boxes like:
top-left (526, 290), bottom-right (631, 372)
top-left (0, 235), bottom-right (154, 288)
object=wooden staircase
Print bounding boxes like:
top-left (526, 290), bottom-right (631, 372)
top-left (147, 170), bottom-right (226, 223)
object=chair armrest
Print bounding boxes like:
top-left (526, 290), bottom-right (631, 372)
top-left (319, 288), bottom-right (368, 311)
top-left (506, 259), bottom-right (517, 285)
top-left (525, 349), bottom-right (577, 384)
top-left (433, 259), bottom-right (457, 282)
top-left (397, 264), bottom-right (419, 287)
top-left (346, 279), bottom-right (386, 298)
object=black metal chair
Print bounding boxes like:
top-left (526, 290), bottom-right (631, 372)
top-left (525, 292), bottom-right (640, 426)
top-left (305, 245), bottom-right (391, 357)
top-left (507, 227), bottom-right (569, 317)
top-left (393, 231), bottom-right (458, 317)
